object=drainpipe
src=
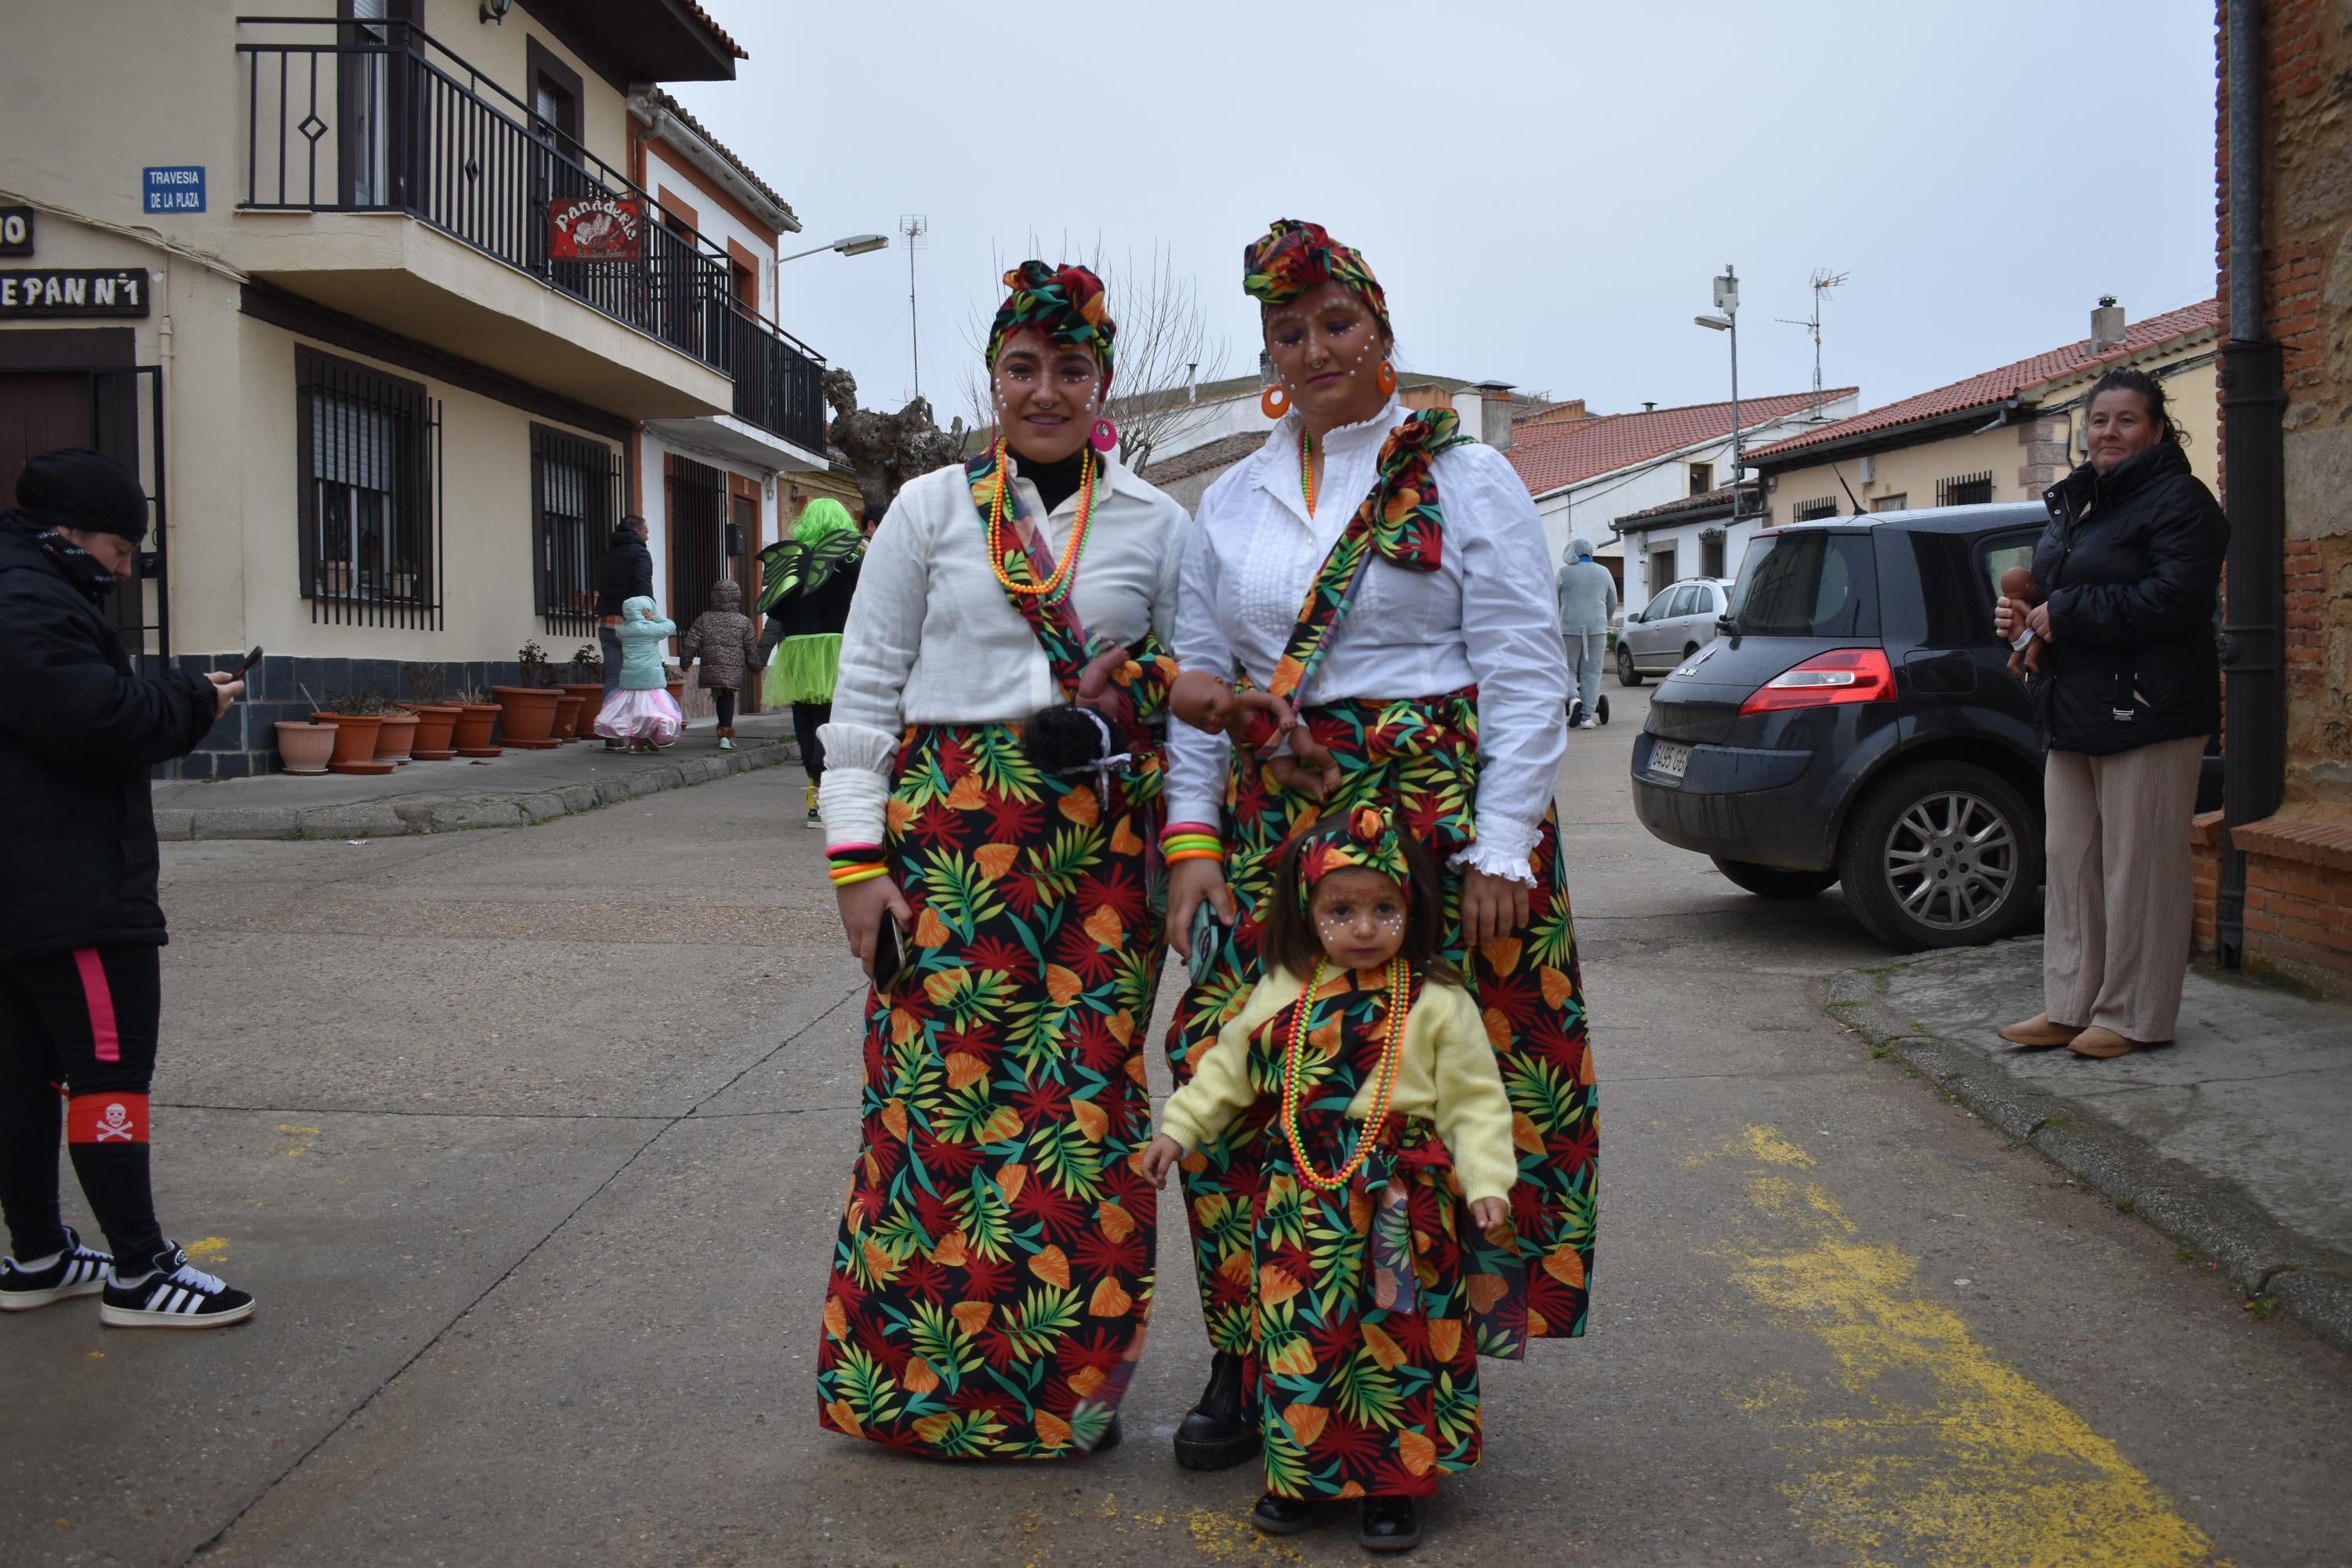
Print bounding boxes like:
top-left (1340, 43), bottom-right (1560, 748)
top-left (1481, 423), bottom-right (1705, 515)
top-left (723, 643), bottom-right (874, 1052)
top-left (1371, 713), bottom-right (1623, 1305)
top-left (2216, 0), bottom-right (2286, 969)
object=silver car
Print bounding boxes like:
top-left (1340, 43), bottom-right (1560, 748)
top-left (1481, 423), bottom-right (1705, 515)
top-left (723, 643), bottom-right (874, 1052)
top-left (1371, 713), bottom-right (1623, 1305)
top-left (1617, 577), bottom-right (1735, 685)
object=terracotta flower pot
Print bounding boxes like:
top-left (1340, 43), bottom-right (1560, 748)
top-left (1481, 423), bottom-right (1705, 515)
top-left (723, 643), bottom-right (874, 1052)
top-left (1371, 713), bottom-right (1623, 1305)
top-left (665, 675), bottom-right (687, 710)
top-left (373, 710), bottom-right (419, 764)
top-left (491, 685), bottom-right (561, 750)
top-left (405, 703), bottom-right (460, 760)
top-left (551, 692), bottom-right (584, 742)
top-left (452, 703), bottom-right (503, 758)
top-left (312, 712), bottom-right (393, 775)
top-left (274, 720), bottom-right (337, 775)
top-left (563, 682), bottom-right (607, 728)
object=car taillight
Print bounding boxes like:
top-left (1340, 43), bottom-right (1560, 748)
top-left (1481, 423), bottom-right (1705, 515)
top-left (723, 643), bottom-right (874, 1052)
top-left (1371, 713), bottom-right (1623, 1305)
top-left (1738, 648), bottom-right (1896, 714)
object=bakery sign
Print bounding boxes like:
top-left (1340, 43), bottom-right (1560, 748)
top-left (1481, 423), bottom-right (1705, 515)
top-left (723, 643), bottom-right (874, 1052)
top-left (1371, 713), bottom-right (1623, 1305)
top-left (546, 195), bottom-right (644, 261)
top-left (0, 268), bottom-right (151, 318)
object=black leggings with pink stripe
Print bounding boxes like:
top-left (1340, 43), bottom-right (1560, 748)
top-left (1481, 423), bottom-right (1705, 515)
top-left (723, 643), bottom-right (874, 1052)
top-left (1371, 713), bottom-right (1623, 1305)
top-left (0, 945), bottom-right (164, 1270)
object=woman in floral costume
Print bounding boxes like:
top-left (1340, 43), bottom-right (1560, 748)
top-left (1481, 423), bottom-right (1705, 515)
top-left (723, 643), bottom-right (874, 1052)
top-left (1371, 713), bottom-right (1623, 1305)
top-left (1161, 220), bottom-right (1597, 1472)
top-left (814, 262), bottom-right (1188, 1459)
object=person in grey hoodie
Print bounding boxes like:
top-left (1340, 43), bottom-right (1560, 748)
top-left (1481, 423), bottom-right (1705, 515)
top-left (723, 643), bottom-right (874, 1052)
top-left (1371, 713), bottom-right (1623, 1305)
top-left (1556, 537), bottom-right (1617, 728)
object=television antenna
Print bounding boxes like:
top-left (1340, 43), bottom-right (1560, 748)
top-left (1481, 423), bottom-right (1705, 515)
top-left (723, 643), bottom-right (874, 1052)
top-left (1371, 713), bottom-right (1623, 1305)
top-left (1777, 269), bottom-right (1848, 419)
top-left (899, 215), bottom-right (928, 400)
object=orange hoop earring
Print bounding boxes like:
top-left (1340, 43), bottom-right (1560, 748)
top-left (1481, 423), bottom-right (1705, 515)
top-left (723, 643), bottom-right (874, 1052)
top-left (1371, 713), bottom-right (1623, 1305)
top-left (1261, 383), bottom-right (1290, 419)
top-left (1375, 361), bottom-right (1398, 396)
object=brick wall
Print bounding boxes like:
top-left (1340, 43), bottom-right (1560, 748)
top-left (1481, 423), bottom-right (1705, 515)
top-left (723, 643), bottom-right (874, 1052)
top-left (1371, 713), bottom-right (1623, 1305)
top-left (2209, 0), bottom-right (2352, 998)
top-left (2190, 811), bottom-right (2224, 952)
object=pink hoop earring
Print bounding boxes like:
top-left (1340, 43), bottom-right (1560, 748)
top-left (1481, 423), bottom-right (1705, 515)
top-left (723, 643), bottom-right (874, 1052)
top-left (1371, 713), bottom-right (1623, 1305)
top-left (1091, 418), bottom-right (1119, 452)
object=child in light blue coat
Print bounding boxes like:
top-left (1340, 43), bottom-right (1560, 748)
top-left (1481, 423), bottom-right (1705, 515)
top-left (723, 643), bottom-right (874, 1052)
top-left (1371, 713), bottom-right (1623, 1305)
top-left (594, 595), bottom-right (683, 751)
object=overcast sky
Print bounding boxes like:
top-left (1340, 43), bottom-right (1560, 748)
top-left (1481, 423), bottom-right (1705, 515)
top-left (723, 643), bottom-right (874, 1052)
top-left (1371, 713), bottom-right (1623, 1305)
top-left (674, 0), bottom-right (2218, 430)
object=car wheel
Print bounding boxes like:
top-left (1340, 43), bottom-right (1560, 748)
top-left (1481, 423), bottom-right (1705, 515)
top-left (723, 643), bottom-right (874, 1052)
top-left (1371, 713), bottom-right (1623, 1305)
top-left (1711, 857), bottom-right (1838, 899)
top-left (1617, 644), bottom-right (1643, 687)
top-left (1836, 760), bottom-right (2043, 950)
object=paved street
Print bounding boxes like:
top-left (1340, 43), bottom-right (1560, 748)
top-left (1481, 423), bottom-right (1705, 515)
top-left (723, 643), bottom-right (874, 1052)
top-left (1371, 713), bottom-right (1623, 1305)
top-left (9, 699), bottom-right (2351, 1568)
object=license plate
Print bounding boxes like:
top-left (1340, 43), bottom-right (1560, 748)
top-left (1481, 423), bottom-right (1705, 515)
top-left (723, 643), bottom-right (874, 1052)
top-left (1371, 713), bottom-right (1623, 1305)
top-left (1650, 740), bottom-right (1691, 780)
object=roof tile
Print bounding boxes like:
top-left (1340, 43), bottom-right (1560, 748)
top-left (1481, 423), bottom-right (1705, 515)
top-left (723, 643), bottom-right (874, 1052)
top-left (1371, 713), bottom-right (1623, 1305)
top-left (1504, 390), bottom-right (1853, 495)
top-left (1745, 299), bottom-right (2220, 465)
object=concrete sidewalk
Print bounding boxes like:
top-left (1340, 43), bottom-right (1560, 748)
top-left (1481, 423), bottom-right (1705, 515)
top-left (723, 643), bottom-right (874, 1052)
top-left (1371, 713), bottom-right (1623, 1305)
top-left (152, 712), bottom-right (801, 840)
top-left (1829, 937), bottom-right (2352, 1352)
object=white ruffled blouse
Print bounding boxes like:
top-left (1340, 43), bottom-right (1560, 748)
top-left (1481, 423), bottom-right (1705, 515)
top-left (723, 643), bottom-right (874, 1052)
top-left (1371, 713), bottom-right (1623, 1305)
top-left (1165, 397), bottom-right (1569, 883)
top-left (815, 453), bottom-right (1189, 848)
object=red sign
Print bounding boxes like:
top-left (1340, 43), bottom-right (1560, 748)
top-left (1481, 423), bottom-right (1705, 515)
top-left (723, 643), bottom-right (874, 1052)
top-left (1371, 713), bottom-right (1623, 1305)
top-left (547, 196), bottom-right (644, 261)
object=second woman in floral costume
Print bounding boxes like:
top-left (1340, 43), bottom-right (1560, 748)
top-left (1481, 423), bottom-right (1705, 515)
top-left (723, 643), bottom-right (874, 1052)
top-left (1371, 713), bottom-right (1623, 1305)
top-left (814, 263), bottom-right (1186, 1461)
top-left (1161, 220), bottom-right (1599, 1476)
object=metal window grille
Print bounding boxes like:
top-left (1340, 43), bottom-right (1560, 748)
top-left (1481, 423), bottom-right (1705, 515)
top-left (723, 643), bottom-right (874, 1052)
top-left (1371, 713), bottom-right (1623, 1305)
top-left (1791, 496), bottom-right (1839, 521)
top-left (296, 347), bottom-right (441, 628)
top-left (1700, 531), bottom-right (1726, 579)
top-left (666, 454), bottom-right (724, 633)
top-left (1937, 470), bottom-right (1994, 507)
top-left (532, 424), bottom-right (621, 637)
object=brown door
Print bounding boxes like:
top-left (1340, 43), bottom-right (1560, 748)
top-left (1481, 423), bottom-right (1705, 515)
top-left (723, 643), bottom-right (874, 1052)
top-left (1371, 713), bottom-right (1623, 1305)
top-left (0, 372), bottom-right (93, 499)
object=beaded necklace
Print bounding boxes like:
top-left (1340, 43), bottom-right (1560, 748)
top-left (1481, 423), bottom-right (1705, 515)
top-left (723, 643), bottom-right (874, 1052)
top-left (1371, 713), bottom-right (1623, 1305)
top-left (1299, 429), bottom-right (1316, 517)
top-left (987, 438), bottom-right (1094, 601)
top-left (1279, 956), bottom-right (1411, 1191)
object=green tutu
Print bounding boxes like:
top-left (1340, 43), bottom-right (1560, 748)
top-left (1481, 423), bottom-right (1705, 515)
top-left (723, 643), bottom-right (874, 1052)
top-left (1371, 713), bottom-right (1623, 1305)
top-left (766, 633), bottom-right (842, 707)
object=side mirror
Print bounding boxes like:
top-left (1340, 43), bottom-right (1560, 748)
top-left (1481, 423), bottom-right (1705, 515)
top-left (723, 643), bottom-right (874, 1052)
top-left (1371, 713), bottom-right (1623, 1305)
top-left (1716, 614), bottom-right (1738, 637)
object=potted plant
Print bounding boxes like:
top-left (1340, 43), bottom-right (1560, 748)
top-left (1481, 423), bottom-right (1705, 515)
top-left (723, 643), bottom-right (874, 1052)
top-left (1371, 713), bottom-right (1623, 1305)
top-left (663, 662), bottom-right (687, 712)
top-left (492, 642), bottom-right (562, 750)
top-left (310, 691), bottom-right (393, 776)
top-left (274, 717), bottom-right (337, 775)
top-left (402, 662), bottom-right (461, 761)
top-left (563, 641), bottom-right (608, 739)
top-left (450, 685), bottom-right (503, 759)
top-left (540, 649), bottom-right (585, 742)
top-left (372, 696), bottom-right (419, 764)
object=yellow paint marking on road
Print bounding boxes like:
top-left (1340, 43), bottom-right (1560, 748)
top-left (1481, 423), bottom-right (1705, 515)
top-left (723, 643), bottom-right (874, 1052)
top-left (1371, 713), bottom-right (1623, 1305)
top-left (1718, 1123), bottom-right (2228, 1568)
top-left (183, 1236), bottom-right (230, 1263)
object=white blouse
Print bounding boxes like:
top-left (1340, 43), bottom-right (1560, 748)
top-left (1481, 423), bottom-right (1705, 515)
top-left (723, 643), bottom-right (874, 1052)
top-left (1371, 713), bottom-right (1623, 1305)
top-left (1165, 397), bottom-right (1568, 882)
top-left (816, 453), bottom-right (1189, 848)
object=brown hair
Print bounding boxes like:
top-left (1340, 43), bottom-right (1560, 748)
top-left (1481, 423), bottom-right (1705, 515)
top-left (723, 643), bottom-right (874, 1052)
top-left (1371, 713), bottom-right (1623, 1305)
top-left (1258, 814), bottom-right (1451, 983)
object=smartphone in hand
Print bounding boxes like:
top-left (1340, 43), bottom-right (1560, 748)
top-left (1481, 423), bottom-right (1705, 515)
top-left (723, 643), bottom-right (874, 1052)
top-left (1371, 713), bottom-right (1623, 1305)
top-left (231, 645), bottom-right (264, 681)
top-left (870, 910), bottom-right (913, 992)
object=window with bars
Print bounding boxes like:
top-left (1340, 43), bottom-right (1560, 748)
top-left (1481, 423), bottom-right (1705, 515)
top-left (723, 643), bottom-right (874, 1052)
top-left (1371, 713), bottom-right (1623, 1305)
top-left (297, 347), bottom-right (441, 628)
top-left (1791, 496), bottom-right (1839, 521)
top-left (1937, 470), bottom-right (1994, 507)
top-left (1700, 528), bottom-right (1726, 579)
top-left (666, 452), bottom-right (725, 633)
top-left (532, 425), bottom-right (622, 636)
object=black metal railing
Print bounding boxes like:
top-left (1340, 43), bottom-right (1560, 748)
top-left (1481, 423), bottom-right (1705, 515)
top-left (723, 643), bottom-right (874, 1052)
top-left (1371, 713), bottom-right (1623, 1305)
top-left (238, 16), bottom-right (736, 376)
top-left (666, 455), bottom-right (726, 634)
top-left (532, 425), bottom-right (624, 638)
top-left (1936, 470), bottom-right (1994, 508)
top-left (728, 307), bottom-right (828, 451)
top-left (297, 345), bottom-right (444, 629)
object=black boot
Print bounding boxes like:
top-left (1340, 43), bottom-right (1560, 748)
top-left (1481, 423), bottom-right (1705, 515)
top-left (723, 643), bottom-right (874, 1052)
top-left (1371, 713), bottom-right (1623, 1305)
top-left (1088, 1413), bottom-right (1122, 1455)
top-left (1359, 1496), bottom-right (1421, 1552)
top-left (1250, 1493), bottom-right (1313, 1536)
top-left (1172, 1350), bottom-right (1261, 1471)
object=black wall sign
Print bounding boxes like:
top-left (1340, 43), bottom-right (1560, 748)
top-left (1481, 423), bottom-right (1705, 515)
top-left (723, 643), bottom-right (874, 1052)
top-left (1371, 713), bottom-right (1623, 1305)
top-left (0, 269), bottom-right (150, 318)
top-left (0, 208), bottom-right (30, 257)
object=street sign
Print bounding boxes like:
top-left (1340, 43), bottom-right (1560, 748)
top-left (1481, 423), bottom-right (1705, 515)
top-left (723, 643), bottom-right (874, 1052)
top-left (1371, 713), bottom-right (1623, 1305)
top-left (0, 207), bottom-right (31, 256)
top-left (547, 196), bottom-right (643, 261)
top-left (142, 166), bottom-right (206, 214)
top-left (0, 269), bottom-right (151, 318)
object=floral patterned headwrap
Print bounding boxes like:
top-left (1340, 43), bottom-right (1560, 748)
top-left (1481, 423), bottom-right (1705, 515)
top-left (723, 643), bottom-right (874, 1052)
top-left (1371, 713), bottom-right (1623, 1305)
top-left (985, 261), bottom-right (1116, 382)
top-left (1296, 806), bottom-right (1410, 916)
top-left (1242, 219), bottom-right (1392, 339)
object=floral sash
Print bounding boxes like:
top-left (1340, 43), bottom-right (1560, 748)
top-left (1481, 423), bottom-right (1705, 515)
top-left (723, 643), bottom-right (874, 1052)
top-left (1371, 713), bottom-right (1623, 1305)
top-left (1265, 410), bottom-right (1472, 704)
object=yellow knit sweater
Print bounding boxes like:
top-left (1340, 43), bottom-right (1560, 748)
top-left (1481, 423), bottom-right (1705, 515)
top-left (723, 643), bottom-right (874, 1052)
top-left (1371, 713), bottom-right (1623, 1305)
top-left (1159, 967), bottom-right (1517, 1203)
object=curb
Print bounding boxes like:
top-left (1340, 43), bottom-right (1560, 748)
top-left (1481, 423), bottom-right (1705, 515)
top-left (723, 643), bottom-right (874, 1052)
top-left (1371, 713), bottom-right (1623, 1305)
top-left (1824, 964), bottom-right (2352, 1356)
top-left (154, 739), bottom-right (798, 842)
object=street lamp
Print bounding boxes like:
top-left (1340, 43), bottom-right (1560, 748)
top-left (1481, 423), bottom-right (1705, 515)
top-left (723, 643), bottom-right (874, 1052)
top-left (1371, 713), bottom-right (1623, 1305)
top-left (778, 233), bottom-right (890, 264)
top-left (1694, 263), bottom-right (1742, 517)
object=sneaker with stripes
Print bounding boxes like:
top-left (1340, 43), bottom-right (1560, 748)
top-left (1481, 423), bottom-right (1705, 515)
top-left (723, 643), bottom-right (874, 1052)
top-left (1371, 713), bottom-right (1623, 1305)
top-left (0, 1226), bottom-right (113, 1312)
top-left (100, 1244), bottom-right (254, 1329)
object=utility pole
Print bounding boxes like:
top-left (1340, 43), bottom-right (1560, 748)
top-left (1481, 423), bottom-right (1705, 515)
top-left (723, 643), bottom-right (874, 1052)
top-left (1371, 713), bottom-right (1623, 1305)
top-left (1777, 269), bottom-right (1848, 419)
top-left (899, 215), bottom-right (927, 400)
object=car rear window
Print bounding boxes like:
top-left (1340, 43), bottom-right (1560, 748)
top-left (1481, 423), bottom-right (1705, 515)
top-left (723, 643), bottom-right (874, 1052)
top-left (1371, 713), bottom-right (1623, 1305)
top-left (1730, 531), bottom-right (1878, 637)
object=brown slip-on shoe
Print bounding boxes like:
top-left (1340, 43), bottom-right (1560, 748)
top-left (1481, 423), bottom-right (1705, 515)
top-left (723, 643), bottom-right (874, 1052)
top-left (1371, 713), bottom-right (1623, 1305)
top-left (2067, 1025), bottom-right (2160, 1059)
top-left (1998, 1014), bottom-right (2084, 1048)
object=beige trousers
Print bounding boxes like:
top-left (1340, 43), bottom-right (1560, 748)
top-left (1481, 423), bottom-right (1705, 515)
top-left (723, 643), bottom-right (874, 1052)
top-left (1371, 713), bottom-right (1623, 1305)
top-left (2042, 735), bottom-right (2205, 1042)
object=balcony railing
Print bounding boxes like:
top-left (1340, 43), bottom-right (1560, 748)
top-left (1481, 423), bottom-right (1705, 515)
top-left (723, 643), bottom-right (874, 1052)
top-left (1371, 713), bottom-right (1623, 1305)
top-left (234, 15), bottom-right (827, 448)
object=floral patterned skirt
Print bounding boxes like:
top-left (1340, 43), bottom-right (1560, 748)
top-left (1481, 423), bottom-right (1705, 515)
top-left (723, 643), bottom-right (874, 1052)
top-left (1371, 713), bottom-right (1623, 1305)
top-left (816, 722), bottom-right (1165, 1459)
top-left (1166, 690), bottom-right (1597, 1365)
top-left (1254, 1120), bottom-right (1486, 1501)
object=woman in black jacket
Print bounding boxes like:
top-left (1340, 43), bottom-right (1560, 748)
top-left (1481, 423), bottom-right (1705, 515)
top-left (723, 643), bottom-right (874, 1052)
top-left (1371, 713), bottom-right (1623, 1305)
top-left (0, 449), bottom-right (256, 1326)
top-left (1994, 368), bottom-right (2227, 1059)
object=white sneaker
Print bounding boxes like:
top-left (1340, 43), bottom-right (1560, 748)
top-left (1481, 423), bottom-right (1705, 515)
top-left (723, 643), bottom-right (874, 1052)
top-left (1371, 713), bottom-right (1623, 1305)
top-left (1573, 717), bottom-right (1599, 730)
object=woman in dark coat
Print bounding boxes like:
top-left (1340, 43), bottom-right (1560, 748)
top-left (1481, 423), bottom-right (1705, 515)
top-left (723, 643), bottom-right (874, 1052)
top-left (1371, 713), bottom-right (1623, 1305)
top-left (1994, 368), bottom-right (2227, 1058)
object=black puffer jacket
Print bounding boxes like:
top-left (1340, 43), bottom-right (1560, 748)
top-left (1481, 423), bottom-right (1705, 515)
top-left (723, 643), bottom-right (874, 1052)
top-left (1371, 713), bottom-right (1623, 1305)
top-left (593, 525), bottom-right (654, 617)
top-left (2030, 441), bottom-right (2228, 756)
top-left (0, 524), bottom-right (217, 960)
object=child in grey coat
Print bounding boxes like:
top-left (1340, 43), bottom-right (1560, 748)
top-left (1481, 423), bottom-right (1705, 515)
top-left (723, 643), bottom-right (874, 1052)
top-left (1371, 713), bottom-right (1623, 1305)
top-left (679, 578), bottom-right (763, 751)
